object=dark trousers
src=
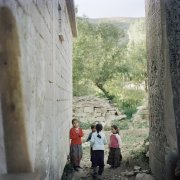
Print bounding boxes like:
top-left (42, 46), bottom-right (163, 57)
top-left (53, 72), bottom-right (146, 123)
top-left (90, 147), bottom-right (93, 162)
top-left (92, 150), bottom-right (104, 175)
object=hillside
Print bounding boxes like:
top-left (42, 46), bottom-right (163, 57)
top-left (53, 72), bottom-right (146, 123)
top-left (88, 17), bottom-right (145, 46)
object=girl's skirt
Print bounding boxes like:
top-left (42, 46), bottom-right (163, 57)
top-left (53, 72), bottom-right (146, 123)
top-left (107, 148), bottom-right (122, 167)
top-left (70, 144), bottom-right (82, 167)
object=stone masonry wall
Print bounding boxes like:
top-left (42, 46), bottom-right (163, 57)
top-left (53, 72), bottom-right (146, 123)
top-left (0, 1), bottom-right (73, 179)
top-left (73, 96), bottom-right (126, 127)
top-left (146, 0), bottom-right (177, 179)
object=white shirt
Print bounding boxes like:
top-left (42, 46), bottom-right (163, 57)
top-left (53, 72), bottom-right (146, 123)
top-left (115, 134), bottom-right (122, 148)
top-left (90, 131), bottom-right (107, 150)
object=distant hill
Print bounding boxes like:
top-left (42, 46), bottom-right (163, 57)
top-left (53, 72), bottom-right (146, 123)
top-left (88, 17), bottom-right (145, 46)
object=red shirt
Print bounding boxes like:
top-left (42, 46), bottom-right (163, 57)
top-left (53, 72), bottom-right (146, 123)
top-left (70, 127), bottom-right (84, 145)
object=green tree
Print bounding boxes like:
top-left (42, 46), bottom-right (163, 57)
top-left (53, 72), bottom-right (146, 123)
top-left (73, 18), bottom-right (125, 97)
top-left (73, 17), bottom-right (147, 118)
top-left (124, 19), bottom-right (147, 88)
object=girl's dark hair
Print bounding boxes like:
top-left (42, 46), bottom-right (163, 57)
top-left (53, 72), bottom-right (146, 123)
top-left (111, 125), bottom-right (119, 134)
top-left (96, 123), bottom-right (103, 133)
top-left (91, 124), bottom-right (96, 130)
top-left (72, 118), bottom-right (78, 124)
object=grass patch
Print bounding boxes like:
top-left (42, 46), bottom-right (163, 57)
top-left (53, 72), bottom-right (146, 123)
top-left (135, 121), bottom-right (149, 129)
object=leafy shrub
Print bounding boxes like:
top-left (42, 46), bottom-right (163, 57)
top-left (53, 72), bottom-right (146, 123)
top-left (80, 121), bottom-right (92, 130)
top-left (130, 146), bottom-right (148, 163)
top-left (112, 89), bottom-right (146, 119)
top-left (120, 100), bottom-right (139, 119)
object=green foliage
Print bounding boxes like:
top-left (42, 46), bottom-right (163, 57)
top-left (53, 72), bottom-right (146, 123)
top-left (135, 121), bottom-right (149, 129)
top-left (104, 120), bottom-right (129, 131)
top-left (111, 89), bottom-right (146, 119)
top-left (124, 19), bottom-right (147, 87)
top-left (130, 146), bottom-right (148, 162)
top-left (80, 121), bottom-right (92, 130)
top-left (112, 120), bottom-right (129, 130)
top-left (130, 135), bottom-right (149, 162)
top-left (73, 17), bottom-right (147, 119)
top-left (73, 17), bottom-right (125, 97)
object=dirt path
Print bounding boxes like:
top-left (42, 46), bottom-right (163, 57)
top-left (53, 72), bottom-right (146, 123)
top-left (73, 129), bottom-right (149, 180)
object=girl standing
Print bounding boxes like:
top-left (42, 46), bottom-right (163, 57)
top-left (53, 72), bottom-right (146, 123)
top-left (90, 123), bottom-right (107, 178)
top-left (107, 125), bottom-right (122, 168)
top-left (70, 119), bottom-right (84, 171)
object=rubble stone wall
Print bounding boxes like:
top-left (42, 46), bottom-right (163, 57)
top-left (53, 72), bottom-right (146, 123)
top-left (73, 96), bottom-right (126, 127)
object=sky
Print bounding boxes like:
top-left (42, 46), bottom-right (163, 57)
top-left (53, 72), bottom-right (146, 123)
top-left (75, 0), bottom-right (145, 18)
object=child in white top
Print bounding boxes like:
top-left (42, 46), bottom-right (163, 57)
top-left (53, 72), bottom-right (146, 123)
top-left (90, 123), bottom-right (107, 178)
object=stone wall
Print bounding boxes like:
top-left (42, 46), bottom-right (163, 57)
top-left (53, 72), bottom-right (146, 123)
top-left (0, 1), bottom-right (75, 179)
top-left (146, 0), bottom-right (177, 179)
top-left (73, 96), bottom-right (126, 127)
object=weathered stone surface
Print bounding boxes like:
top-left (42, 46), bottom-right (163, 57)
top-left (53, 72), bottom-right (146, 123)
top-left (84, 107), bottom-right (94, 113)
top-left (135, 173), bottom-right (155, 180)
top-left (146, 0), bottom-right (179, 179)
top-left (73, 96), bottom-right (126, 126)
top-left (0, 173), bottom-right (40, 180)
top-left (134, 166), bottom-right (141, 171)
top-left (121, 171), bottom-right (134, 176)
top-left (0, 0), bottom-right (75, 179)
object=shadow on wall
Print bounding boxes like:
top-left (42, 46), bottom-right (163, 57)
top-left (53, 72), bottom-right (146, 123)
top-left (0, 7), bottom-right (31, 173)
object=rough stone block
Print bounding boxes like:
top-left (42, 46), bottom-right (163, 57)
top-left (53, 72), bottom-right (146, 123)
top-left (105, 114), bottom-right (115, 121)
top-left (84, 107), bottom-right (94, 113)
top-left (94, 113), bottom-right (102, 117)
top-left (135, 173), bottom-right (155, 180)
top-left (95, 117), bottom-right (105, 122)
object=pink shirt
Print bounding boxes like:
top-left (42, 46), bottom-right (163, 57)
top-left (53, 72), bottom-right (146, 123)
top-left (109, 134), bottom-right (122, 148)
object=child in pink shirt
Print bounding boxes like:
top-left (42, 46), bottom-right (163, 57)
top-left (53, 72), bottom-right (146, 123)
top-left (107, 125), bottom-right (122, 168)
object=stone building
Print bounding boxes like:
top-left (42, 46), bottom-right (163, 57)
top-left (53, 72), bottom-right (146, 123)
top-left (146, 0), bottom-right (180, 179)
top-left (0, 0), bottom-right (76, 179)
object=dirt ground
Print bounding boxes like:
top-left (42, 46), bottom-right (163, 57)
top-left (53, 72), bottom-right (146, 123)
top-left (73, 128), bottom-right (149, 180)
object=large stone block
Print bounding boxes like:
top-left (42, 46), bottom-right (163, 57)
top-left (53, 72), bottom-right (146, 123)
top-left (84, 107), bottom-right (94, 113)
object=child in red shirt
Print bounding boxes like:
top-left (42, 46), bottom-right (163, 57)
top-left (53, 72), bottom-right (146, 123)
top-left (70, 119), bottom-right (84, 171)
top-left (107, 125), bottom-right (122, 168)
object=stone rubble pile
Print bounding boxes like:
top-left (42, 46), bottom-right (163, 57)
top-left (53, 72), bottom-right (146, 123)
top-left (73, 167), bottom-right (155, 180)
top-left (73, 96), bottom-right (126, 126)
top-left (117, 166), bottom-right (152, 178)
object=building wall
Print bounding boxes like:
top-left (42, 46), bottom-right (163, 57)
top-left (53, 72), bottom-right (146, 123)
top-left (0, 0), bottom-right (73, 179)
top-left (146, 0), bottom-right (178, 179)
